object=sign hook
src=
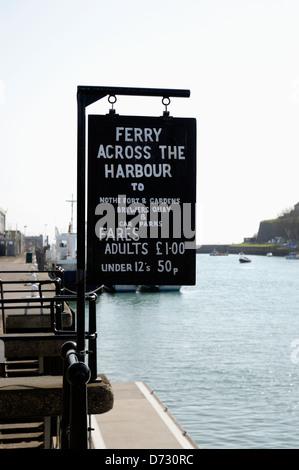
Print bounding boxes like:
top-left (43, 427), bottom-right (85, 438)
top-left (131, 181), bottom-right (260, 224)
top-left (108, 95), bottom-right (117, 114)
top-left (162, 97), bottom-right (171, 117)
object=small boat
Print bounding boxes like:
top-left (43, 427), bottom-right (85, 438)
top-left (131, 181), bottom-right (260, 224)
top-left (239, 252), bottom-right (251, 263)
top-left (210, 249), bottom-right (229, 256)
top-left (266, 252), bottom-right (273, 257)
top-left (239, 257), bottom-right (251, 263)
top-left (286, 252), bottom-right (299, 260)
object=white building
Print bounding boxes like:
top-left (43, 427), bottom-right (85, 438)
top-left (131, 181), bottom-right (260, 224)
top-left (0, 207), bottom-right (6, 235)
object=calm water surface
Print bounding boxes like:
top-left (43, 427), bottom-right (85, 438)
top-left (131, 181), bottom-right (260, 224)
top-left (94, 254), bottom-right (299, 448)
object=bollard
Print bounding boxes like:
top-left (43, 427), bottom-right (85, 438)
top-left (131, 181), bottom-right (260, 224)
top-left (30, 284), bottom-right (39, 297)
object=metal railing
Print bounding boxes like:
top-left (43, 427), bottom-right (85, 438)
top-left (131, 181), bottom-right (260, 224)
top-left (0, 269), bottom-right (98, 448)
top-left (0, 289), bottom-right (98, 376)
top-left (0, 277), bottom-right (63, 333)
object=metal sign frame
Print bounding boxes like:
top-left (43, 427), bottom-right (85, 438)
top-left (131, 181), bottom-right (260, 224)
top-left (76, 86), bottom-right (191, 355)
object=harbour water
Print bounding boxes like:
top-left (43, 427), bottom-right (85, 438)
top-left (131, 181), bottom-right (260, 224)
top-left (93, 253), bottom-right (299, 449)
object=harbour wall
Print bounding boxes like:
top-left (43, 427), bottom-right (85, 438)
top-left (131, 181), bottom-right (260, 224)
top-left (196, 244), bottom-right (290, 257)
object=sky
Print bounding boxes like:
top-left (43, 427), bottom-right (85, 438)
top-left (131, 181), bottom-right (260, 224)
top-left (0, 0), bottom-right (299, 245)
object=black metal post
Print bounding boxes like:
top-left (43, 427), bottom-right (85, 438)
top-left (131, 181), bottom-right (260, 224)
top-left (54, 278), bottom-right (62, 330)
top-left (60, 341), bottom-right (74, 449)
top-left (67, 356), bottom-right (90, 449)
top-left (0, 338), bottom-right (5, 377)
top-left (87, 293), bottom-right (98, 381)
top-left (0, 279), bottom-right (5, 334)
top-left (77, 91), bottom-right (86, 361)
top-left (55, 302), bottom-right (63, 331)
top-left (61, 341), bottom-right (91, 449)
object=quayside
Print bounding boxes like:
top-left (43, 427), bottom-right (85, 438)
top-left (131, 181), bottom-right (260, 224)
top-left (0, 254), bottom-right (197, 449)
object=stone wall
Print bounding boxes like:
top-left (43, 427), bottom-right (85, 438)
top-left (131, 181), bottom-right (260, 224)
top-left (196, 244), bottom-right (289, 256)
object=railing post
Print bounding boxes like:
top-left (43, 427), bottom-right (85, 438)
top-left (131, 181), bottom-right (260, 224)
top-left (0, 279), bottom-right (5, 334)
top-left (55, 267), bottom-right (65, 290)
top-left (61, 341), bottom-right (91, 449)
top-left (54, 277), bottom-right (62, 296)
top-left (67, 356), bottom-right (91, 449)
top-left (54, 278), bottom-right (63, 331)
top-left (0, 339), bottom-right (5, 377)
top-left (55, 301), bottom-right (63, 332)
top-left (60, 341), bottom-right (74, 449)
top-left (87, 293), bottom-right (98, 381)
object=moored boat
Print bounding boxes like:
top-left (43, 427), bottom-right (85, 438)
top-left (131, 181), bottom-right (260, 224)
top-left (107, 285), bottom-right (139, 292)
top-left (46, 227), bottom-right (77, 291)
top-left (107, 285), bottom-right (181, 293)
top-left (137, 285), bottom-right (181, 293)
top-left (210, 249), bottom-right (229, 256)
top-left (286, 252), bottom-right (299, 260)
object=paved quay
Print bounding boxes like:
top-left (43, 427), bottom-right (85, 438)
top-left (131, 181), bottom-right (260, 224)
top-left (91, 381), bottom-right (198, 449)
top-left (0, 254), bottom-right (73, 334)
top-left (0, 254), bottom-right (198, 449)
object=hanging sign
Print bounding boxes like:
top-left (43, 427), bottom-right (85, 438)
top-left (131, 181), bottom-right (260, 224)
top-left (87, 114), bottom-right (196, 287)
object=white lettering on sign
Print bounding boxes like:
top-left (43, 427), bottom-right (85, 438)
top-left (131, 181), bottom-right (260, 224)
top-left (115, 127), bottom-right (162, 142)
top-left (104, 163), bottom-right (172, 179)
top-left (94, 125), bottom-right (190, 191)
top-left (97, 145), bottom-right (152, 159)
top-left (104, 242), bottom-right (149, 255)
top-left (159, 145), bottom-right (185, 159)
top-left (101, 263), bottom-right (133, 272)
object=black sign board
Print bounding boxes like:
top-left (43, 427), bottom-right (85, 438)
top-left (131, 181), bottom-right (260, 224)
top-left (87, 114), bottom-right (196, 286)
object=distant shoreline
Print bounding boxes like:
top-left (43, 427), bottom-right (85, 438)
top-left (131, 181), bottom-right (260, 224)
top-left (196, 244), bottom-right (291, 257)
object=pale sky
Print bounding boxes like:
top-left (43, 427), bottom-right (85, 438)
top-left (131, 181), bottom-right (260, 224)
top-left (1, 0), bottom-right (299, 245)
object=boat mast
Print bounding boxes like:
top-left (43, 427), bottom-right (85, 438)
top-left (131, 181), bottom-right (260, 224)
top-left (66, 194), bottom-right (77, 233)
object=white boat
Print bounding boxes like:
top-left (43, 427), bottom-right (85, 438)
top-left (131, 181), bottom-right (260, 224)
top-left (286, 252), bottom-right (299, 260)
top-left (46, 227), bottom-right (77, 289)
